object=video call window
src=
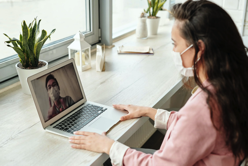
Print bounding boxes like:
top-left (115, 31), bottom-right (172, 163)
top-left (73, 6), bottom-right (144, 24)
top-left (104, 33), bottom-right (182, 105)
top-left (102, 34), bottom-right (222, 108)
top-left (31, 63), bottom-right (83, 122)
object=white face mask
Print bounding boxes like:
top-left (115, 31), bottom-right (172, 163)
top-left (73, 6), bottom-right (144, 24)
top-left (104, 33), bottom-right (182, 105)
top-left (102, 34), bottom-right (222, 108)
top-left (173, 44), bottom-right (200, 77)
top-left (48, 86), bottom-right (60, 102)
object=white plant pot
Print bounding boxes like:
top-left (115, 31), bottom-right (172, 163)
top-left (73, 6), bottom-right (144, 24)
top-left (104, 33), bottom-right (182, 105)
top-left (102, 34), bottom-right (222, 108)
top-left (147, 17), bottom-right (160, 36)
top-left (15, 60), bottom-right (48, 95)
top-left (136, 17), bottom-right (148, 39)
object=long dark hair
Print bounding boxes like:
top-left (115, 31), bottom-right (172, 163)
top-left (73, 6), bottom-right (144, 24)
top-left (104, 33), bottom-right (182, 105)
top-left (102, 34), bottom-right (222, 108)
top-left (172, 0), bottom-right (248, 165)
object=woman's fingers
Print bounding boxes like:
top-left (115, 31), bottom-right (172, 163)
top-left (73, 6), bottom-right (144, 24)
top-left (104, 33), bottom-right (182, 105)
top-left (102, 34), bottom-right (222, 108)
top-left (113, 104), bottom-right (124, 110)
top-left (69, 136), bottom-right (85, 140)
top-left (71, 144), bottom-right (85, 149)
top-left (69, 130), bottom-right (114, 153)
top-left (120, 114), bottom-right (133, 121)
top-left (73, 131), bottom-right (92, 136)
top-left (113, 104), bottom-right (129, 111)
top-left (69, 139), bottom-right (85, 144)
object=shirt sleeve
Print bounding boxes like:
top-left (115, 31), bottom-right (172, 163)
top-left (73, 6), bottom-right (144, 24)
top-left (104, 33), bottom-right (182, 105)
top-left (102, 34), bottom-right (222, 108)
top-left (109, 109), bottom-right (172, 166)
top-left (109, 141), bottom-right (129, 166)
top-left (122, 102), bottom-right (217, 166)
top-left (154, 109), bottom-right (171, 130)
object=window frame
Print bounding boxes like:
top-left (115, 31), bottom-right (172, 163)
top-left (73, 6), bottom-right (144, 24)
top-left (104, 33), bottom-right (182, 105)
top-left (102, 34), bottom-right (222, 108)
top-left (0, 0), bottom-right (99, 84)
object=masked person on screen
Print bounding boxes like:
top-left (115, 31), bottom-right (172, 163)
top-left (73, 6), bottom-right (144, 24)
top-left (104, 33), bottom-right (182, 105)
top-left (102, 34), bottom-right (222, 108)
top-left (46, 74), bottom-right (74, 120)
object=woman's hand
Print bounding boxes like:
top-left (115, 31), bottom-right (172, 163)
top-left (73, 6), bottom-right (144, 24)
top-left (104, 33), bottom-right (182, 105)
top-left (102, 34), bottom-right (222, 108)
top-left (69, 131), bottom-right (114, 154)
top-left (113, 104), bottom-right (157, 121)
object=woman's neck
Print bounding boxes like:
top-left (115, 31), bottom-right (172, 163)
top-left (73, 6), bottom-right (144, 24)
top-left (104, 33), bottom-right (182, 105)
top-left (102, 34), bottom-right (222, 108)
top-left (198, 64), bottom-right (207, 84)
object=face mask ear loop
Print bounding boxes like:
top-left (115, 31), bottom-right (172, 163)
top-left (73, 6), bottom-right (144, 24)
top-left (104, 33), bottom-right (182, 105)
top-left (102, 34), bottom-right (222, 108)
top-left (195, 57), bottom-right (201, 64)
top-left (180, 44), bottom-right (193, 55)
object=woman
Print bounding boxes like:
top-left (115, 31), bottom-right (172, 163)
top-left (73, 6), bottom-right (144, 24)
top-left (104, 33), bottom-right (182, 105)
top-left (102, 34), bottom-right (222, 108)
top-left (69, 0), bottom-right (248, 165)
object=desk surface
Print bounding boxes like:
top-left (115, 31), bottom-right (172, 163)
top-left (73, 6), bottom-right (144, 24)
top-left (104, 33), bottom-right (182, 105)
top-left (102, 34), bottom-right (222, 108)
top-left (0, 21), bottom-right (183, 166)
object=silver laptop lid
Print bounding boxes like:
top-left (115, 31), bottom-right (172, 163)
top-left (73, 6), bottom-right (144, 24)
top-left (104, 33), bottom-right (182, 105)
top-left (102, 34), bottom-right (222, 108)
top-left (27, 59), bottom-right (87, 129)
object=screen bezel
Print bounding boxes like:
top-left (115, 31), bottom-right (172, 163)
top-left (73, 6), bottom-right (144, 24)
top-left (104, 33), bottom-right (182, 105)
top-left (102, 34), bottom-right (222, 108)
top-left (27, 59), bottom-right (87, 129)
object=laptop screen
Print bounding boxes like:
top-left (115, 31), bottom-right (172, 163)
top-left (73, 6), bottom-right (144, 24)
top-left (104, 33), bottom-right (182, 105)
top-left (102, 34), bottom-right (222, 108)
top-left (31, 63), bottom-right (84, 122)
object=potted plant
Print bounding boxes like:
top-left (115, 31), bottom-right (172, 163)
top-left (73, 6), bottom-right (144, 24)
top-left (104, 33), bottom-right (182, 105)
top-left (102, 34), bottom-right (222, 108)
top-left (144, 0), bottom-right (167, 35)
top-left (4, 18), bottom-right (55, 94)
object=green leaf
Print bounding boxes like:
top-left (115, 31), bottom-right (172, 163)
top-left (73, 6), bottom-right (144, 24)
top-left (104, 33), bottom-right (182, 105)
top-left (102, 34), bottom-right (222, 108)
top-left (153, 0), bottom-right (158, 16)
top-left (5, 38), bottom-right (18, 43)
top-left (4, 39), bottom-right (18, 43)
top-left (37, 30), bottom-right (47, 43)
top-left (26, 44), bottom-right (36, 67)
top-left (48, 29), bottom-right (56, 38)
top-left (22, 21), bottom-right (30, 45)
top-left (153, 0), bottom-right (159, 16)
top-left (157, 0), bottom-right (166, 13)
top-left (36, 19), bottom-right (41, 37)
top-left (34, 29), bottom-right (55, 61)
top-left (146, 0), bottom-right (151, 16)
top-left (20, 34), bottom-right (23, 42)
top-left (22, 20), bottom-right (31, 65)
top-left (13, 37), bottom-right (23, 50)
top-left (28, 19), bottom-right (37, 54)
top-left (28, 18), bottom-right (35, 28)
top-left (3, 33), bottom-right (18, 47)
top-left (6, 45), bottom-right (26, 66)
top-left (151, 0), bottom-right (155, 7)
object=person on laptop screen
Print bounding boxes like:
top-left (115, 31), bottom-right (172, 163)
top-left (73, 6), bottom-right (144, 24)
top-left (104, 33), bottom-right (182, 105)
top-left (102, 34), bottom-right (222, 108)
top-left (46, 74), bottom-right (74, 120)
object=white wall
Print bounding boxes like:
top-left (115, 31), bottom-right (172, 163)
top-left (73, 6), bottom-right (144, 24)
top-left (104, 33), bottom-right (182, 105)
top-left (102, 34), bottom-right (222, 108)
top-left (243, 1), bottom-right (248, 36)
top-left (172, 0), bottom-right (248, 46)
top-left (173, 0), bottom-right (247, 35)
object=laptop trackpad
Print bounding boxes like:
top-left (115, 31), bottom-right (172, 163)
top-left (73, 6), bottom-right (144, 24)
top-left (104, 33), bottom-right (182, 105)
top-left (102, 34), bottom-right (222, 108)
top-left (88, 117), bottom-right (115, 131)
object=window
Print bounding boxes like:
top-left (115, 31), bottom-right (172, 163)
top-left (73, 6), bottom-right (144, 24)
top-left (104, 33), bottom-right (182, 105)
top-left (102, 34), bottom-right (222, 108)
top-left (112, 0), bottom-right (147, 38)
top-left (0, 0), bottom-right (99, 83)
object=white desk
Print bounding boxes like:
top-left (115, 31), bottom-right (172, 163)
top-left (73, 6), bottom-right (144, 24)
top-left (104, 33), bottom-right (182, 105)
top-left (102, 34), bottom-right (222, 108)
top-left (0, 22), bottom-right (183, 166)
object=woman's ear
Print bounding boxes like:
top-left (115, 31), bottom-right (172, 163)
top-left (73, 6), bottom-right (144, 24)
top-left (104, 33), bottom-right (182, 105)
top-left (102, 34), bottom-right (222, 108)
top-left (197, 40), bottom-right (205, 59)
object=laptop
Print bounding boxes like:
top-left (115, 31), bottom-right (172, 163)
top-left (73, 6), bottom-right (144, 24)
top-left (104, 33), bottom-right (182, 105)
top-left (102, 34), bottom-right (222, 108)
top-left (27, 58), bottom-right (126, 137)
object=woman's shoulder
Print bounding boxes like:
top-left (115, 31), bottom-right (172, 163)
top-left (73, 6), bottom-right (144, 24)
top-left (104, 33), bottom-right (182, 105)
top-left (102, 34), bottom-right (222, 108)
top-left (179, 86), bottom-right (214, 125)
top-left (185, 80), bottom-right (215, 108)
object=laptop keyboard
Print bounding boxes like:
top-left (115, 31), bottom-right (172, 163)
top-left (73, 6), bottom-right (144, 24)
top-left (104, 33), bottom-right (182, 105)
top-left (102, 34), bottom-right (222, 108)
top-left (53, 104), bottom-right (107, 134)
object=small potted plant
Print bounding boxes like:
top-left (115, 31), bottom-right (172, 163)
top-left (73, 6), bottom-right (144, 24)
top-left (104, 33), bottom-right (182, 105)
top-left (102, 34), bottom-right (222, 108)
top-left (144, 0), bottom-right (167, 35)
top-left (4, 18), bottom-right (55, 94)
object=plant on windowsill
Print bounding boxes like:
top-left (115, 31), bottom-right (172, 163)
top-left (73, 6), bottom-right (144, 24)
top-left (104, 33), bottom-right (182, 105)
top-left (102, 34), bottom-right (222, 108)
top-left (3, 18), bottom-right (56, 95)
top-left (144, 0), bottom-right (167, 35)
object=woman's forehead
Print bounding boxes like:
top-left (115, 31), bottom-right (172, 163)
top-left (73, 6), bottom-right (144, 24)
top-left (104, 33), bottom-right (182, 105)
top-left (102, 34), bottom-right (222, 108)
top-left (171, 20), bottom-right (189, 46)
top-left (171, 20), bottom-right (183, 41)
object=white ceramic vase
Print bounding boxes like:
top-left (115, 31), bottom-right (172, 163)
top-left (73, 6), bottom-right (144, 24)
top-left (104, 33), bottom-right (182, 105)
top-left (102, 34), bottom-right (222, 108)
top-left (147, 17), bottom-right (160, 36)
top-left (136, 17), bottom-right (148, 39)
top-left (15, 60), bottom-right (48, 95)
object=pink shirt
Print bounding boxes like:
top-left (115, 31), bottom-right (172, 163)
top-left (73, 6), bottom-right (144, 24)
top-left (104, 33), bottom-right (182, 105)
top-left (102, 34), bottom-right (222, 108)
top-left (109, 81), bottom-right (240, 166)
